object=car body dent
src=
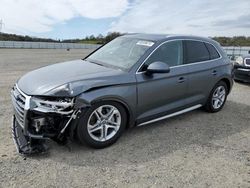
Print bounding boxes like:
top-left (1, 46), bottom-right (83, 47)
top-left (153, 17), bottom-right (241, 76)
top-left (17, 59), bottom-right (126, 96)
top-left (76, 82), bottom-right (137, 127)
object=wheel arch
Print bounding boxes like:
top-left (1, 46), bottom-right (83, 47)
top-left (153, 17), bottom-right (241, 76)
top-left (219, 77), bottom-right (232, 93)
top-left (75, 83), bottom-right (137, 130)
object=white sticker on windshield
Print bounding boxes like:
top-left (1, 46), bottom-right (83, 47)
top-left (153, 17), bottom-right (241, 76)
top-left (136, 40), bottom-right (154, 47)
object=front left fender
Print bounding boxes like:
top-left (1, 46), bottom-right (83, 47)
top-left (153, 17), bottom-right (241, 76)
top-left (75, 84), bottom-right (137, 128)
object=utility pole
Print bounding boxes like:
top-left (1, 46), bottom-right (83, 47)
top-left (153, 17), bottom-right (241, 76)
top-left (0, 19), bottom-right (3, 33)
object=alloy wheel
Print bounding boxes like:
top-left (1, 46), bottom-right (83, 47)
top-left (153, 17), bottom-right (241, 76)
top-left (87, 105), bottom-right (121, 142)
top-left (212, 86), bottom-right (226, 109)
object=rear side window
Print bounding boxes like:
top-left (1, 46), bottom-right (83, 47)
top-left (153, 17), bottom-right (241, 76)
top-left (184, 40), bottom-right (210, 64)
top-left (205, 43), bottom-right (220, 59)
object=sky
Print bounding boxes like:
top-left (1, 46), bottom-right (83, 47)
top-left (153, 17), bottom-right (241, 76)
top-left (0, 0), bottom-right (249, 39)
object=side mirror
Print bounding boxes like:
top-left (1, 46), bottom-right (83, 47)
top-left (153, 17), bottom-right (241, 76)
top-left (146, 61), bottom-right (170, 74)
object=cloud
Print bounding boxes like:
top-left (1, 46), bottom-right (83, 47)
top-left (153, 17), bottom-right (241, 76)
top-left (70, 0), bottom-right (128, 19)
top-left (1, 0), bottom-right (249, 37)
top-left (110, 0), bottom-right (250, 36)
top-left (212, 14), bottom-right (250, 29)
top-left (0, 0), bottom-right (128, 34)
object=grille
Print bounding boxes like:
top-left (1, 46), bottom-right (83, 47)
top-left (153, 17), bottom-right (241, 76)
top-left (245, 58), bottom-right (250, 66)
top-left (11, 85), bottom-right (26, 128)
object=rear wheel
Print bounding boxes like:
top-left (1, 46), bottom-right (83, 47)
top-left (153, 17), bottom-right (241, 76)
top-left (77, 101), bottom-right (127, 148)
top-left (205, 81), bottom-right (228, 113)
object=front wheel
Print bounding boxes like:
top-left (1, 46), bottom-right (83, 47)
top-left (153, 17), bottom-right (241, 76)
top-left (205, 81), bottom-right (228, 113)
top-left (77, 101), bottom-right (127, 148)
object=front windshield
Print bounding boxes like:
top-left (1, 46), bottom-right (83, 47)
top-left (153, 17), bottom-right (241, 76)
top-left (86, 37), bottom-right (154, 70)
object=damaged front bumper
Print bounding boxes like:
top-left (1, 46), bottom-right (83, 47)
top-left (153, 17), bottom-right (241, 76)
top-left (11, 84), bottom-right (82, 155)
top-left (12, 116), bottom-right (49, 154)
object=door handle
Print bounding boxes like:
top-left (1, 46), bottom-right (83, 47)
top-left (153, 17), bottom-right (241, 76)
top-left (212, 70), bottom-right (217, 76)
top-left (178, 77), bottom-right (185, 83)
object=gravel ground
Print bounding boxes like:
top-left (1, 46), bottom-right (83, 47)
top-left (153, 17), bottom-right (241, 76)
top-left (0, 49), bottom-right (250, 188)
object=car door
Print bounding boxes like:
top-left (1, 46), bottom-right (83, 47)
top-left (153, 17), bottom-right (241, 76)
top-left (183, 40), bottom-right (221, 105)
top-left (135, 40), bottom-right (189, 123)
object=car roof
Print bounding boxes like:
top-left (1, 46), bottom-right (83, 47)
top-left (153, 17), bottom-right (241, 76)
top-left (122, 33), bottom-right (170, 41)
top-left (122, 33), bottom-right (217, 44)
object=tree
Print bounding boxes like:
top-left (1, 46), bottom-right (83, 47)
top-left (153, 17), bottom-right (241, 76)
top-left (104, 32), bottom-right (122, 43)
top-left (89, 35), bottom-right (95, 40)
top-left (97, 34), bottom-right (104, 40)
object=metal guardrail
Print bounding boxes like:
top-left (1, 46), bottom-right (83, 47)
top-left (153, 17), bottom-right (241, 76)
top-left (0, 41), bottom-right (250, 59)
top-left (0, 41), bottom-right (101, 49)
top-left (223, 46), bottom-right (250, 60)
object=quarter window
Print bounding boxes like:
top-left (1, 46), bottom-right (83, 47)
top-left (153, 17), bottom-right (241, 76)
top-left (205, 43), bottom-right (220, 59)
top-left (185, 40), bottom-right (210, 64)
top-left (143, 40), bottom-right (183, 70)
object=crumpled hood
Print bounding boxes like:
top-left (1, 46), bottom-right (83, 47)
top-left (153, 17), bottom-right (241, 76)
top-left (17, 59), bottom-right (132, 96)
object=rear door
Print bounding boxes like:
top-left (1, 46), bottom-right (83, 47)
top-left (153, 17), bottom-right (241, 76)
top-left (183, 40), bottom-right (221, 105)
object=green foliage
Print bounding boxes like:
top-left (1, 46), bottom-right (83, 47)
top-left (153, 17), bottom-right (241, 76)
top-left (0, 32), bottom-right (123, 44)
top-left (0, 32), bottom-right (59, 42)
top-left (62, 32), bottom-right (123, 44)
top-left (1, 32), bottom-right (250, 46)
top-left (103, 32), bottom-right (123, 43)
top-left (212, 36), bottom-right (250, 46)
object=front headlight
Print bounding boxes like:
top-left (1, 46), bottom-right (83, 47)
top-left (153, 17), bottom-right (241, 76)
top-left (235, 56), bottom-right (244, 65)
top-left (30, 97), bottom-right (74, 114)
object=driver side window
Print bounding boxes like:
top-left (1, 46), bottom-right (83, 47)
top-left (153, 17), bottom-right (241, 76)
top-left (142, 40), bottom-right (183, 71)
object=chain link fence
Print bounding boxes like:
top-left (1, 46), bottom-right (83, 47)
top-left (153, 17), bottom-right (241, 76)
top-left (0, 41), bottom-right (101, 49)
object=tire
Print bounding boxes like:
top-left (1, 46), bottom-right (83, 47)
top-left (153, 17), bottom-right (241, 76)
top-left (77, 101), bottom-right (127, 149)
top-left (205, 81), bottom-right (228, 113)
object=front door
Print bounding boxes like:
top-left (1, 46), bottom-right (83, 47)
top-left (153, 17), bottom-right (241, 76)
top-left (136, 40), bottom-right (189, 123)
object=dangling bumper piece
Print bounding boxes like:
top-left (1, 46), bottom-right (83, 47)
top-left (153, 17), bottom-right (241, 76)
top-left (12, 116), bottom-right (48, 155)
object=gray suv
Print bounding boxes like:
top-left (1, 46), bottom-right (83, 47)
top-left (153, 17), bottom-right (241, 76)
top-left (11, 34), bottom-right (233, 154)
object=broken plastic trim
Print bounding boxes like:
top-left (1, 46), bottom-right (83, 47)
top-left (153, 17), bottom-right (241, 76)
top-left (12, 116), bottom-right (48, 155)
top-left (30, 97), bottom-right (74, 115)
top-left (12, 109), bottom-right (81, 155)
